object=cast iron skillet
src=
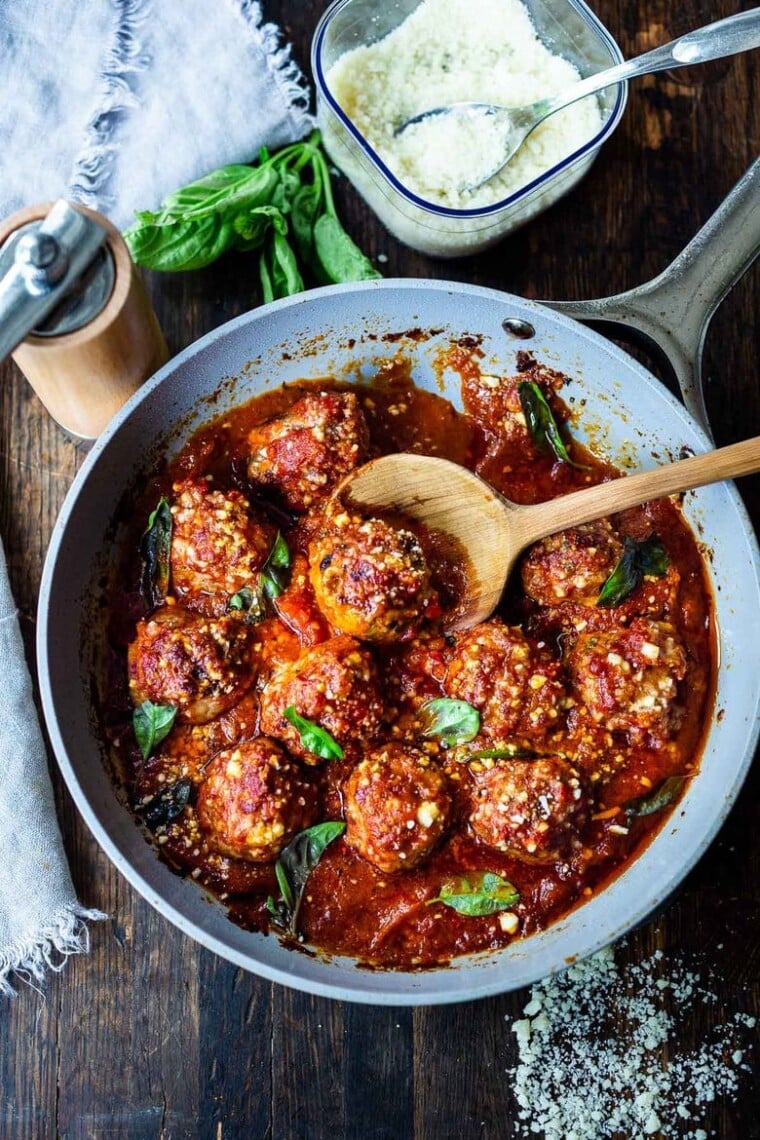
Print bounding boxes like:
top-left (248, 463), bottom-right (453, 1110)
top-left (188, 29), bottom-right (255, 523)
top-left (37, 162), bottom-right (760, 1005)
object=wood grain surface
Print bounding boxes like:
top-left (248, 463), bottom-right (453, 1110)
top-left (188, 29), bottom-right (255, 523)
top-left (1, 2), bottom-right (758, 1137)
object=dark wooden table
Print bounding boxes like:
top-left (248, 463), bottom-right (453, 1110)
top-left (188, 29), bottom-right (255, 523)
top-left (1, 2), bottom-right (758, 1136)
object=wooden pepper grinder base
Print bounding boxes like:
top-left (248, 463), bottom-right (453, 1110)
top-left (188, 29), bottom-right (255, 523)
top-left (0, 203), bottom-right (169, 440)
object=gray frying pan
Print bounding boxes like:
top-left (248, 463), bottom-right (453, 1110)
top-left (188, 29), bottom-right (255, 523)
top-left (37, 161), bottom-right (760, 1004)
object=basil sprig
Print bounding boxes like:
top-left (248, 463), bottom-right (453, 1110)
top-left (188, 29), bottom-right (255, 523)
top-left (227, 531), bottom-right (291, 625)
top-left (419, 698), bottom-right (480, 746)
top-left (140, 497), bottom-right (172, 609)
top-left (517, 380), bottom-right (586, 468)
top-left (267, 821), bottom-right (346, 938)
top-left (132, 700), bottom-right (177, 760)
top-left (596, 536), bottom-right (670, 608)
top-left (428, 872), bottom-right (520, 917)
top-left (124, 130), bottom-right (380, 300)
top-left (624, 775), bottom-right (687, 820)
top-left (141, 778), bottom-right (192, 831)
top-left (284, 706), bottom-right (344, 761)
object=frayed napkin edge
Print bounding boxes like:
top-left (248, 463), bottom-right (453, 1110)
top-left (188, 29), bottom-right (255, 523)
top-left (69, 0), bottom-right (315, 215)
top-left (0, 905), bottom-right (108, 998)
top-left (235, 0), bottom-right (314, 134)
top-left (68, 0), bottom-right (151, 213)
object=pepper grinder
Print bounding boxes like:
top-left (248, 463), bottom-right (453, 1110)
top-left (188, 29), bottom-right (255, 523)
top-left (0, 200), bottom-right (168, 439)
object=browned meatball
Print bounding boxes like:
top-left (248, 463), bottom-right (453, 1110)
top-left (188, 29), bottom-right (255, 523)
top-left (567, 618), bottom-right (687, 742)
top-left (246, 391), bottom-right (369, 511)
top-left (343, 744), bottom-right (452, 872)
top-left (259, 635), bottom-right (383, 763)
top-left (461, 360), bottom-right (566, 447)
top-left (470, 756), bottom-right (588, 861)
top-left (445, 620), bottom-right (567, 740)
top-left (309, 514), bottom-right (434, 642)
top-left (170, 477), bottom-right (274, 607)
top-left (521, 520), bottom-right (624, 607)
top-left (128, 606), bottom-right (255, 724)
top-left (197, 738), bottom-right (316, 862)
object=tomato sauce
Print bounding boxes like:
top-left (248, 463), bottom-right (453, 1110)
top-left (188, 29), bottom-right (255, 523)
top-left (103, 351), bottom-right (715, 970)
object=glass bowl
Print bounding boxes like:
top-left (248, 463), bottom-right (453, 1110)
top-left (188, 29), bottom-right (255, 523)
top-left (312, 0), bottom-right (627, 258)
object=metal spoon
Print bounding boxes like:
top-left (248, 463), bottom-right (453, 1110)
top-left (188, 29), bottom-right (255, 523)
top-left (395, 9), bottom-right (760, 192)
top-left (343, 439), bottom-right (760, 631)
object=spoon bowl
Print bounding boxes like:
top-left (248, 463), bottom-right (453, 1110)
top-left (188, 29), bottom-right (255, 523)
top-left (395, 9), bottom-right (760, 192)
top-left (344, 439), bottom-right (760, 630)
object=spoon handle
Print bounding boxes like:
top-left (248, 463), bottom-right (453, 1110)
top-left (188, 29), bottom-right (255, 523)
top-left (514, 435), bottom-right (760, 550)
top-left (540, 9), bottom-right (760, 119)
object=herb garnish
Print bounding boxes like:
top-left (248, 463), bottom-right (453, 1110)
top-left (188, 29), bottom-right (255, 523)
top-left (267, 821), bottom-right (346, 938)
top-left (284, 706), bottom-right (344, 761)
top-left (260, 531), bottom-right (291, 601)
top-left (226, 531), bottom-right (291, 625)
top-left (133, 700), bottom-right (177, 760)
top-left (140, 497), bottom-right (172, 609)
top-left (419, 698), bottom-right (480, 746)
top-left (227, 586), bottom-right (267, 625)
top-left (517, 380), bottom-right (586, 468)
top-left (124, 130), bottom-right (380, 299)
top-left (140, 778), bottom-right (192, 831)
top-left (596, 536), bottom-right (670, 608)
top-left (428, 872), bottom-right (520, 916)
top-left (466, 746), bottom-right (539, 761)
top-left (624, 775), bottom-right (687, 820)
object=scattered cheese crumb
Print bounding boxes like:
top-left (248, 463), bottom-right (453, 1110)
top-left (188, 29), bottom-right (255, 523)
top-left (507, 945), bottom-right (757, 1138)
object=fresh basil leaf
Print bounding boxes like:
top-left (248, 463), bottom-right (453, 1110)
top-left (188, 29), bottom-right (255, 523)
top-left (140, 497), bottom-right (172, 608)
top-left (160, 165), bottom-right (266, 214)
top-left (428, 872), bottom-right (520, 916)
top-left (226, 534), bottom-right (290, 621)
top-left (313, 212), bottom-right (381, 285)
top-left (274, 859), bottom-right (294, 911)
top-left (419, 698), bottom-right (480, 746)
top-left (267, 821), bottom-right (346, 938)
top-left (232, 204), bottom-right (284, 248)
top-left (266, 229), bottom-right (305, 300)
top-left (290, 183), bottom-right (322, 268)
top-left (124, 213), bottom-right (239, 272)
top-left (141, 778), bottom-right (191, 831)
top-left (259, 245), bottom-right (275, 305)
top-left (167, 165), bottom-right (280, 221)
top-left (597, 536), bottom-right (670, 608)
top-left (260, 531), bottom-right (291, 601)
top-left (517, 380), bottom-right (586, 468)
top-left (283, 706), bottom-right (344, 761)
top-left (636, 538), bottom-right (670, 577)
top-left (271, 166), bottom-right (303, 213)
top-left (467, 746), bottom-right (539, 761)
top-left (133, 700), bottom-right (177, 760)
top-left (624, 775), bottom-right (687, 820)
top-left (227, 586), bottom-right (267, 625)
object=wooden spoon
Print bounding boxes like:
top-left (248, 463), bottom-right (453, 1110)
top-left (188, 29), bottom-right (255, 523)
top-left (343, 439), bottom-right (760, 631)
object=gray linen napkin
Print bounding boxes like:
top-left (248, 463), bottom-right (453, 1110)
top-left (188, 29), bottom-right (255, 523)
top-left (0, 543), bottom-right (105, 995)
top-left (0, 0), bottom-right (313, 991)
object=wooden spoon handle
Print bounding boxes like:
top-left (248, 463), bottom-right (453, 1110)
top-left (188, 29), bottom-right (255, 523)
top-left (513, 435), bottom-right (760, 548)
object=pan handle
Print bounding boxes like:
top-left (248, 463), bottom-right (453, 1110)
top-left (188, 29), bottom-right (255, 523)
top-left (542, 157), bottom-right (760, 440)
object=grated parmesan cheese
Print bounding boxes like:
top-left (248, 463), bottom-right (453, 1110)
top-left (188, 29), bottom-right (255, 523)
top-left (507, 945), bottom-right (758, 1139)
top-left (324, 0), bottom-right (603, 212)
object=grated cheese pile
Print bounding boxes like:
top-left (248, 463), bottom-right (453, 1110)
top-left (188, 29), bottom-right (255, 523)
top-left (325, 0), bottom-right (603, 211)
top-left (509, 945), bottom-right (758, 1139)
